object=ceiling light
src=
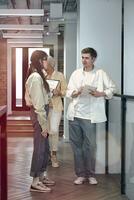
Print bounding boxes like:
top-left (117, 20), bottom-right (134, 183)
top-left (0, 9), bottom-right (44, 16)
top-left (47, 17), bottom-right (64, 22)
top-left (45, 31), bottom-right (61, 36)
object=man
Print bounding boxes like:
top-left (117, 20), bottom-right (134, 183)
top-left (66, 47), bottom-right (117, 185)
top-left (44, 56), bottom-right (67, 167)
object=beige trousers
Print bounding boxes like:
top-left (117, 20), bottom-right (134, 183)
top-left (48, 109), bottom-right (62, 151)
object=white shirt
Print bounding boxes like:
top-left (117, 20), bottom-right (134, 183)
top-left (66, 67), bottom-right (117, 123)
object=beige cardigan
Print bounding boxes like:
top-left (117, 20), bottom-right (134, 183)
top-left (25, 72), bottom-right (49, 131)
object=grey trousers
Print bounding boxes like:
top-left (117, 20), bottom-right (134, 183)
top-left (69, 117), bottom-right (96, 177)
top-left (30, 107), bottom-right (49, 178)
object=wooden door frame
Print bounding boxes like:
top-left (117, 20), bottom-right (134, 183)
top-left (11, 45), bottom-right (54, 111)
top-left (12, 47), bottom-right (29, 111)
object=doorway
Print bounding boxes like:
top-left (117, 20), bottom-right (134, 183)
top-left (11, 47), bottom-right (51, 111)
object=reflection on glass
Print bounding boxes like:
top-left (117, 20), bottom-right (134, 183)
top-left (108, 98), bottom-right (121, 173)
top-left (126, 102), bottom-right (134, 200)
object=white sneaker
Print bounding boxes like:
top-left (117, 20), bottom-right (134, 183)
top-left (89, 177), bottom-right (98, 185)
top-left (74, 177), bottom-right (86, 185)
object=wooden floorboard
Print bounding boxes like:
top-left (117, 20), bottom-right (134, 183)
top-left (8, 137), bottom-right (128, 200)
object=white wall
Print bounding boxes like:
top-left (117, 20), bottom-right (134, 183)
top-left (77, 0), bottom-right (122, 173)
top-left (64, 22), bottom-right (77, 141)
top-left (43, 35), bottom-right (58, 69)
top-left (64, 23), bottom-right (77, 83)
top-left (78, 0), bottom-right (121, 91)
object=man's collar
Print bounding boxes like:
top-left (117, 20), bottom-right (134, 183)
top-left (83, 65), bottom-right (95, 72)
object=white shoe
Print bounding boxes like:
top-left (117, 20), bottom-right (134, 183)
top-left (42, 177), bottom-right (55, 186)
top-left (89, 177), bottom-right (98, 185)
top-left (74, 177), bottom-right (86, 185)
top-left (51, 155), bottom-right (59, 168)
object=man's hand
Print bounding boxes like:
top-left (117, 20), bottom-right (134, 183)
top-left (71, 88), bottom-right (83, 98)
top-left (90, 90), bottom-right (106, 97)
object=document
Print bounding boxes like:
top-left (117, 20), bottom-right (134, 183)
top-left (81, 85), bottom-right (96, 96)
top-left (46, 79), bottom-right (60, 91)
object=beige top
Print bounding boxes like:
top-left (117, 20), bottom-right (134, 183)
top-left (48, 71), bottom-right (67, 112)
top-left (25, 72), bottom-right (49, 131)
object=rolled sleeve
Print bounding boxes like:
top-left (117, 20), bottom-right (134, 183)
top-left (102, 71), bottom-right (117, 99)
top-left (66, 73), bottom-right (78, 99)
top-left (60, 74), bottom-right (67, 97)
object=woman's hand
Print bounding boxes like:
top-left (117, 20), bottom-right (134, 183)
top-left (53, 89), bottom-right (61, 96)
top-left (41, 129), bottom-right (49, 138)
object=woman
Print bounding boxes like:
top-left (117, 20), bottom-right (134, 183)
top-left (25, 50), bottom-right (55, 192)
top-left (43, 56), bottom-right (67, 167)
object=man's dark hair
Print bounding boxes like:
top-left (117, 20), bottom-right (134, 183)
top-left (81, 47), bottom-right (97, 58)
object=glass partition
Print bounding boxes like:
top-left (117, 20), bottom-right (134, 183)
top-left (125, 101), bottom-right (134, 200)
top-left (107, 97), bottom-right (121, 174)
top-left (107, 95), bottom-right (134, 199)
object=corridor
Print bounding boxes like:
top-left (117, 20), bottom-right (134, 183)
top-left (8, 137), bottom-right (128, 200)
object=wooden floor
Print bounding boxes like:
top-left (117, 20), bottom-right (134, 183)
top-left (8, 137), bottom-right (128, 200)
